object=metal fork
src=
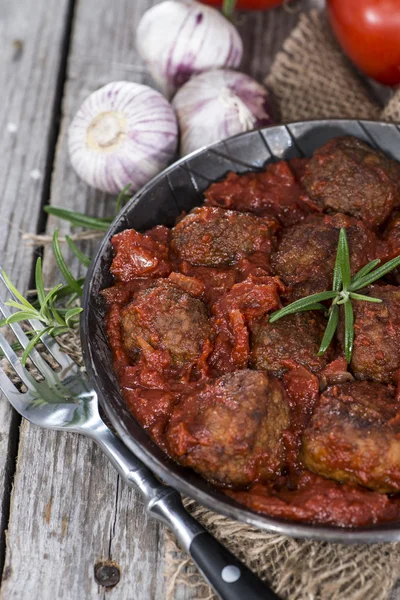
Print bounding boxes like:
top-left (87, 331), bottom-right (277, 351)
top-left (0, 276), bottom-right (279, 600)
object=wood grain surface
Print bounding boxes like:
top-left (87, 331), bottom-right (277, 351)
top-left (0, 0), bottom-right (73, 580)
top-left (0, 1), bottom-right (351, 599)
top-left (1, 1), bottom-right (166, 599)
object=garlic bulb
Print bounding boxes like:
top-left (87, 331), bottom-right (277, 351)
top-left (136, 0), bottom-right (243, 99)
top-left (68, 81), bottom-right (178, 194)
top-left (172, 69), bottom-right (276, 156)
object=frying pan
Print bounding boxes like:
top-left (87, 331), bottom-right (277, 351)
top-left (81, 119), bottom-right (400, 543)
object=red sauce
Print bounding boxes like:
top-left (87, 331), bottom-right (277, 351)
top-left (103, 158), bottom-right (400, 527)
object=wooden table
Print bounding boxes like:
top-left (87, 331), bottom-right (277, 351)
top-left (0, 1), bottom-right (328, 598)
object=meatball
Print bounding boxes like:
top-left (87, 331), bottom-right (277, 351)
top-left (342, 284), bottom-right (400, 384)
top-left (251, 311), bottom-right (333, 376)
top-left (271, 213), bottom-right (377, 300)
top-left (386, 211), bottom-right (400, 244)
top-left (204, 161), bottom-right (311, 227)
top-left (302, 136), bottom-right (400, 229)
top-left (121, 280), bottom-right (211, 370)
top-left (110, 227), bottom-right (171, 282)
top-left (383, 211), bottom-right (400, 285)
top-left (302, 382), bottom-right (400, 493)
top-left (171, 206), bottom-right (276, 267)
top-left (165, 370), bottom-right (290, 487)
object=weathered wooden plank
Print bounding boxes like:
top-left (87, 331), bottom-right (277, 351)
top-left (0, 407), bottom-right (18, 581)
top-left (1, 0), bottom-right (167, 598)
top-left (0, 0), bottom-right (73, 580)
top-left (2, 422), bottom-right (164, 599)
top-left (2, 1), bottom-right (325, 599)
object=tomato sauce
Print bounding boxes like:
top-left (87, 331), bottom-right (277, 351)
top-left (103, 157), bottom-right (400, 527)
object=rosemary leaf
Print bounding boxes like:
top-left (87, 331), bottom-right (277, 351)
top-left (52, 308), bottom-right (71, 316)
top-left (54, 279), bottom-right (86, 301)
top-left (295, 303), bottom-right (326, 313)
top-left (332, 235), bottom-right (343, 292)
top-left (0, 341), bottom-right (23, 357)
top-left (49, 297), bottom-right (67, 327)
top-left (65, 293), bottom-right (79, 308)
top-left (39, 284), bottom-right (64, 322)
top-left (35, 258), bottom-right (46, 307)
top-left (53, 230), bottom-right (83, 297)
top-left (0, 312), bottom-right (39, 326)
top-left (21, 328), bottom-right (49, 366)
top-left (66, 235), bottom-right (91, 268)
top-left (65, 307), bottom-right (83, 327)
top-left (350, 259), bottom-right (381, 287)
top-left (349, 292), bottom-right (383, 303)
top-left (1, 271), bottom-right (33, 310)
top-left (50, 326), bottom-right (71, 336)
top-left (45, 206), bottom-right (112, 231)
top-left (318, 304), bottom-right (339, 356)
top-left (115, 183), bottom-right (132, 215)
top-left (350, 255), bottom-right (400, 291)
top-left (269, 291), bottom-right (338, 323)
top-left (41, 284), bottom-right (64, 309)
top-left (338, 228), bottom-right (351, 290)
top-left (344, 301), bottom-right (354, 363)
top-left (4, 300), bottom-right (36, 314)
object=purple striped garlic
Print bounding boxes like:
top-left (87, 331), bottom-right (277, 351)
top-left (68, 81), bottom-right (178, 194)
top-left (136, 0), bottom-right (243, 99)
top-left (172, 69), bottom-right (275, 156)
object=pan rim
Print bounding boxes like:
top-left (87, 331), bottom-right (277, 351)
top-left (81, 118), bottom-right (400, 543)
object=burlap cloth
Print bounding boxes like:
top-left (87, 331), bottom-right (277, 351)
top-left (163, 10), bottom-right (400, 600)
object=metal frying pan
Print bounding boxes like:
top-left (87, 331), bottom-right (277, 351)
top-left (81, 119), bottom-right (400, 544)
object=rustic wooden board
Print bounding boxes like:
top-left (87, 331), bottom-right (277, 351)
top-left (0, 0), bottom-right (73, 578)
top-left (1, 0), bottom-right (168, 597)
top-left (1, 1), bottom-right (326, 599)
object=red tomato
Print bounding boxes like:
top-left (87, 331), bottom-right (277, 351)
top-left (327, 0), bottom-right (400, 86)
top-left (201, 0), bottom-right (284, 10)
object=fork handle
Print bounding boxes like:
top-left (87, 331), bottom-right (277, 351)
top-left (89, 422), bottom-right (280, 600)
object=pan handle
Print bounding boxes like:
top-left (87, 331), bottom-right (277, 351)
top-left (190, 530), bottom-right (280, 600)
top-left (90, 420), bottom-right (280, 600)
top-left (150, 489), bottom-right (281, 600)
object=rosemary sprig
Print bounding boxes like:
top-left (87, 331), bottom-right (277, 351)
top-left (0, 268), bottom-right (83, 366)
top-left (44, 207), bottom-right (112, 231)
top-left (269, 228), bottom-right (400, 363)
top-left (0, 184), bottom-right (132, 363)
top-left (53, 230), bottom-right (84, 297)
top-left (115, 182), bottom-right (132, 214)
top-left (44, 182), bottom-right (132, 232)
top-left (268, 291), bottom-right (338, 321)
top-left (0, 234), bottom-right (84, 365)
top-left (65, 235), bottom-right (92, 268)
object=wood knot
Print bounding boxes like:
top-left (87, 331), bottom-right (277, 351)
top-left (94, 560), bottom-right (121, 589)
top-left (12, 39), bottom-right (24, 60)
top-left (2, 566), bottom-right (12, 581)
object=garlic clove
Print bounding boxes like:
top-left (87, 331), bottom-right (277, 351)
top-left (68, 81), bottom-right (178, 195)
top-left (172, 69), bottom-right (276, 157)
top-left (136, 0), bottom-right (243, 99)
